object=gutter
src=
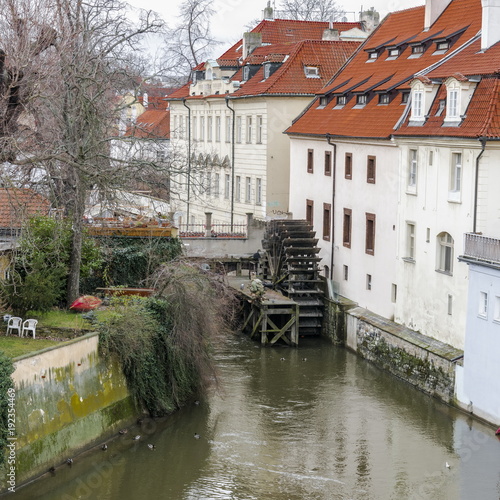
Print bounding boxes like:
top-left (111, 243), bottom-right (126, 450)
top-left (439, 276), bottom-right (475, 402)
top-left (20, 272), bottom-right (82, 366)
top-left (473, 137), bottom-right (487, 234)
top-left (225, 96), bottom-right (236, 230)
top-left (326, 134), bottom-right (336, 280)
top-left (182, 98), bottom-right (192, 229)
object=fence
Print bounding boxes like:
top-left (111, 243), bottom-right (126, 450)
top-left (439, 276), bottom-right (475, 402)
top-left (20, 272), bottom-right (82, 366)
top-left (179, 223), bottom-right (247, 238)
top-left (463, 233), bottom-right (500, 265)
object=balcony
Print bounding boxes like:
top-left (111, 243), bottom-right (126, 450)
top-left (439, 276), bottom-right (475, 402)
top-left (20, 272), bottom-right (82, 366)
top-left (461, 233), bottom-right (500, 267)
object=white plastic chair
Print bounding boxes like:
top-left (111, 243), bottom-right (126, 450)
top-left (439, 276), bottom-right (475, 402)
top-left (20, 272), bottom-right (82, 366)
top-left (21, 319), bottom-right (38, 339)
top-left (6, 317), bottom-right (22, 336)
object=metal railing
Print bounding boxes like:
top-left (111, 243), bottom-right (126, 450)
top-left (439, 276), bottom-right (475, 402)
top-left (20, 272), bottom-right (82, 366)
top-left (179, 223), bottom-right (247, 238)
top-left (463, 233), bottom-right (500, 265)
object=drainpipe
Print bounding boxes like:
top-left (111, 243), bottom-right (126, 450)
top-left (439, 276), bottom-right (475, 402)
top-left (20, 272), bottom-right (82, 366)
top-left (182, 98), bottom-right (191, 229)
top-left (473, 137), bottom-right (487, 234)
top-left (225, 96), bottom-right (236, 231)
top-left (326, 134), bottom-right (336, 280)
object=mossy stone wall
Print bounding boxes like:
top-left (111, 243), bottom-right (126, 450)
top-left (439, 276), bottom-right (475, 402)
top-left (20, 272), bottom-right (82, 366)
top-left (1, 333), bottom-right (136, 488)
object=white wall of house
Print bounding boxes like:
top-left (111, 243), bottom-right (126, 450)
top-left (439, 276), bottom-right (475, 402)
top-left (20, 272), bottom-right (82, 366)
top-left (458, 261), bottom-right (500, 424)
top-left (169, 96), bottom-right (313, 228)
top-left (394, 138), bottom-right (482, 349)
top-left (289, 136), bottom-right (399, 319)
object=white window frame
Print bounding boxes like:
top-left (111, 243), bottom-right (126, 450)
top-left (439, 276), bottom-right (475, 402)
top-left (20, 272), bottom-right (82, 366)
top-left (256, 177), bottom-right (262, 205)
top-left (207, 116), bottom-right (213, 142)
top-left (246, 116), bottom-right (252, 144)
top-left (304, 66), bottom-right (320, 78)
top-left (225, 116), bottom-right (231, 143)
top-left (412, 90), bottom-right (423, 120)
top-left (408, 149), bottom-right (417, 191)
top-left (449, 152), bottom-right (462, 202)
top-left (224, 174), bottom-right (230, 199)
top-left (236, 116), bottom-right (242, 143)
top-left (437, 232), bottom-right (454, 275)
top-left (257, 115), bottom-right (263, 144)
top-left (200, 116), bottom-right (205, 141)
top-left (406, 222), bottom-right (416, 261)
top-left (245, 176), bottom-right (251, 203)
top-left (446, 86), bottom-right (460, 121)
top-left (479, 291), bottom-right (488, 319)
top-left (215, 116), bottom-right (221, 142)
top-left (235, 175), bottom-right (241, 202)
top-left (494, 296), bottom-right (500, 322)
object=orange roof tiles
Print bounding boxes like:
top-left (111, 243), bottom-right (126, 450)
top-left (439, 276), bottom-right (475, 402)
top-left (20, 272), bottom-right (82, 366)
top-left (124, 109), bottom-right (170, 139)
top-left (286, 0), bottom-right (484, 139)
top-left (0, 189), bottom-right (50, 229)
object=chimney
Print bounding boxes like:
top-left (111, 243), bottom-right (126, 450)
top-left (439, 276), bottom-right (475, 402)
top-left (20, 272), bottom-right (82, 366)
top-left (481, 0), bottom-right (500, 50)
top-left (263, 1), bottom-right (274, 20)
top-left (243, 32), bottom-right (262, 59)
top-left (424, 0), bottom-right (453, 30)
top-left (322, 28), bottom-right (340, 41)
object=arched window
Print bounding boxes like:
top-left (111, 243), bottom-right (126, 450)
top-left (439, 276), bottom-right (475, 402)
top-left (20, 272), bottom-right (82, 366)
top-left (437, 232), bottom-right (454, 274)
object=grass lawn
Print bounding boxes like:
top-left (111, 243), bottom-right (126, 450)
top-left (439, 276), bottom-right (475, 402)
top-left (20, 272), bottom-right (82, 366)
top-left (0, 336), bottom-right (65, 358)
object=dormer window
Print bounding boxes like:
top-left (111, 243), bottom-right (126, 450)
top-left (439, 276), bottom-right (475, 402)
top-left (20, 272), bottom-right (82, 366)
top-left (366, 51), bottom-right (378, 62)
top-left (356, 94), bottom-right (367, 106)
top-left (337, 95), bottom-right (347, 106)
top-left (319, 96), bottom-right (328, 108)
top-left (305, 66), bottom-right (320, 78)
top-left (409, 45), bottom-right (424, 58)
top-left (445, 84), bottom-right (460, 122)
top-left (387, 48), bottom-right (399, 58)
top-left (243, 66), bottom-right (250, 81)
top-left (436, 41), bottom-right (449, 51)
top-left (412, 90), bottom-right (423, 120)
top-left (378, 93), bottom-right (390, 105)
top-left (206, 67), bottom-right (213, 80)
top-left (264, 64), bottom-right (271, 79)
top-left (401, 92), bottom-right (409, 104)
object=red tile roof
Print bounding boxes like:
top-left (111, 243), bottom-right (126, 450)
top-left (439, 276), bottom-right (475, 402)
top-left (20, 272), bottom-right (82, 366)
top-left (232, 40), bottom-right (361, 96)
top-left (124, 109), bottom-right (170, 139)
top-left (0, 189), bottom-right (51, 228)
top-left (286, 0), bottom-right (484, 139)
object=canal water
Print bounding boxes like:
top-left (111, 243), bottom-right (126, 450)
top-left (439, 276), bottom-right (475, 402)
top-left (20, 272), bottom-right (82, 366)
top-left (13, 335), bottom-right (500, 500)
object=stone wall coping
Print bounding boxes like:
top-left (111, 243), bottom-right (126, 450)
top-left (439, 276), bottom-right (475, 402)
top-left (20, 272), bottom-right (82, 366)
top-left (348, 307), bottom-right (463, 361)
top-left (12, 331), bottom-right (99, 363)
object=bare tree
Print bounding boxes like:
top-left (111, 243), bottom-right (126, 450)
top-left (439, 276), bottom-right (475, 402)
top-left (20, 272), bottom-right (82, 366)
top-left (277, 0), bottom-right (345, 21)
top-left (0, 0), bottom-right (165, 304)
top-left (160, 0), bottom-right (220, 86)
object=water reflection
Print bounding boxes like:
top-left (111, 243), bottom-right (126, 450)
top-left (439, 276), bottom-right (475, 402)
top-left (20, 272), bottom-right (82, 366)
top-left (11, 335), bottom-right (500, 500)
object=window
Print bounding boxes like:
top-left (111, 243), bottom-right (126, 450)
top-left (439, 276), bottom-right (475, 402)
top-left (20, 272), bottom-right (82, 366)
top-left (200, 116), bottom-right (205, 141)
top-left (429, 150), bottom-right (434, 166)
top-left (206, 172), bottom-right (212, 196)
top-left (225, 116), bottom-right (231, 143)
top-left (367, 51), bottom-right (378, 60)
top-left (264, 64), bottom-right (271, 79)
top-left (256, 178), bottom-right (262, 205)
top-left (173, 115), bottom-right (178, 138)
top-left (246, 116), bottom-right (252, 143)
top-left (411, 45), bottom-right (424, 56)
top-left (192, 116), bottom-right (197, 141)
top-left (494, 296), bottom-right (500, 322)
top-left (406, 222), bottom-right (416, 260)
top-left (224, 174), bottom-right (230, 199)
top-left (324, 151), bottom-right (332, 176)
top-left (343, 208), bottom-right (352, 247)
top-left (306, 199), bottom-right (314, 226)
top-left (366, 274), bottom-right (372, 290)
top-left (343, 265), bottom-right (348, 281)
top-left (448, 294), bottom-right (453, 315)
top-left (426, 227), bottom-right (430, 243)
top-left (366, 213), bottom-right (376, 255)
top-left (437, 232), bottom-right (454, 274)
top-left (391, 284), bottom-right (397, 303)
top-left (388, 48), bottom-right (399, 57)
top-left (319, 96), bottom-right (328, 107)
top-left (412, 90), bottom-right (423, 119)
top-left (435, 40), bottom-right (450, 53)
top-left (479, 291), bottom-right (488, 318)
top-left (243, 66), bottom-right (250, 81)
top-left (215, 116), bottom-right (221, 142)
top-left (207, 116), bottom-right (213, 141)
top-left (379, 94), bottom-right (390, 104)
top-left (245, 176), bottom-right (251, 203)
top-left (337, 95), bottom-right (347, 106)
top-left (450, 152), bottom-right (462, 193)
top-left (307, 149), bottom-right (314, 173)
top-left (304, 66), bottom-right (319, 78)
top-left (345, 153), bottom-right (352, 179)
top-left (236, 116), bottom-right (242, 143)
top-left (257, 115), bottom-right (263, 143)
top-left (367, 156), bottom-right (376, 183)
top-left (447, 87), bottom-right (459, 120)
top-left (356, 94), bottom-right (367, 106)
top-left (408, 149), bottom-right (417, 188)
top-left (214, 173), bottom-right (220, 197)
top-left (323, 203), bottom-right (331, 241)
top-left (235, 176), bottom-right (241, 202)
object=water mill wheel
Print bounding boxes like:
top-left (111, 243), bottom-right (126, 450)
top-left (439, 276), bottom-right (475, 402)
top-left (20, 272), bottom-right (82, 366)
top-left (261, 219), bottom-right (324, 336)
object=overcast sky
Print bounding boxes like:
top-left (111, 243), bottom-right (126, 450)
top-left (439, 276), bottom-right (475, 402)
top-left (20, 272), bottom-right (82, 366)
top-left (128, 0), bottom-right (424, 59)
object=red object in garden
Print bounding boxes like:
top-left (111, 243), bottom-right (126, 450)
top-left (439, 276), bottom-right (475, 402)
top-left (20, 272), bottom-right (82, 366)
top-left (69, 295), bottom-right (102, 312)
top-left (496, 428), bottom-right (500, 436)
